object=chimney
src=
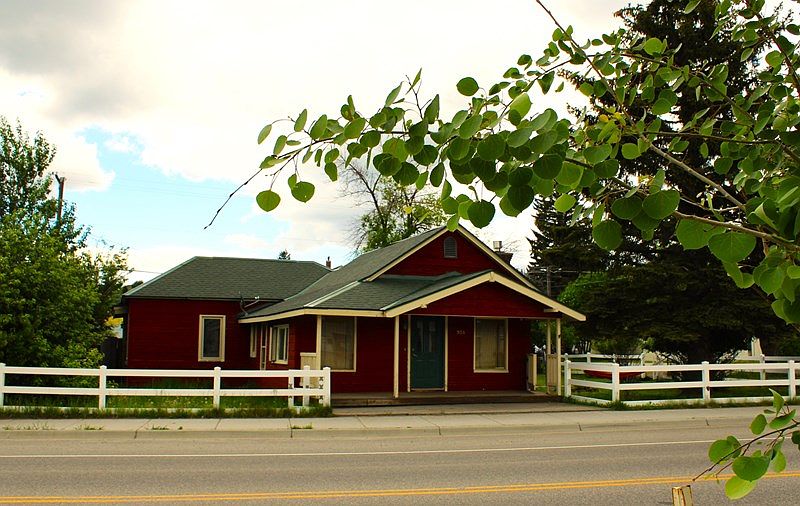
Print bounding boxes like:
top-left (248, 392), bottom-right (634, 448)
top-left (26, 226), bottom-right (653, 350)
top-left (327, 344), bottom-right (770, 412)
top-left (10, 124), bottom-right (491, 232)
top-left (493, 240), bottom-right (513, 264)
top-left (325, 256), bottom-right (332, 269)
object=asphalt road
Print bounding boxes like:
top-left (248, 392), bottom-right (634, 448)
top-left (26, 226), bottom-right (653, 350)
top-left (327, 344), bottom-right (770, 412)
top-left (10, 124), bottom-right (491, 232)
top-left (0, 421), bottom-right (798, 505)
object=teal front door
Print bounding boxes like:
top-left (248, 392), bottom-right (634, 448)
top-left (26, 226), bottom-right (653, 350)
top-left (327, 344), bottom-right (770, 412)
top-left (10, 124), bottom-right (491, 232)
top-left (410, 316), bottom-right (445, 389)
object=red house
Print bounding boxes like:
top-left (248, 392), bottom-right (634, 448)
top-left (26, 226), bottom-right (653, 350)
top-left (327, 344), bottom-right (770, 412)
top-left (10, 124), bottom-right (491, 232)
top-left (120, 226), bottom-right (584, 399)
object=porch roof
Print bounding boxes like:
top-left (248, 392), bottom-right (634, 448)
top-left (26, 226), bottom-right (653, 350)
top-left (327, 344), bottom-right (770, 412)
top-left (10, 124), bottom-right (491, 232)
top-left (238, 270), bottom-right (585, 323)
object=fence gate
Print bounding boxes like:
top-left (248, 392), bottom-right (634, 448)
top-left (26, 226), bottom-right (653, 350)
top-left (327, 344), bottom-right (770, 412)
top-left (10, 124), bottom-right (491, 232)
top-left (546, 353), bottom-right (559, 395)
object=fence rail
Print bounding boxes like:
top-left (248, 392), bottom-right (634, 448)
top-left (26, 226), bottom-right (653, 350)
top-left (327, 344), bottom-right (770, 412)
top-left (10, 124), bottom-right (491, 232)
top-left (0, 363), bottom-right (331, 411)
top-left (564, 359), bottom-right (798, 407)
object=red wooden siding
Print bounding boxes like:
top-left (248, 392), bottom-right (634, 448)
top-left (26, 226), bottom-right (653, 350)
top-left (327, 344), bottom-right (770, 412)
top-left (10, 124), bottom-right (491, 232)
top-left (412, 282), bottom-right (550, 318)
top-left (126, 299), bottom-right (256, 370)
top-left (385, 232), bottom-right (506, 277)
top-left (330, 317), bottom-right (394, 393)
top-left (444, 316), bottom-right (528, 391)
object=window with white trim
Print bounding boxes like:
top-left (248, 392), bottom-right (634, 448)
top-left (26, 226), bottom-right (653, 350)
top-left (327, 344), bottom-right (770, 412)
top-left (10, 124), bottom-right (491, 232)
top-left (321, 316), bottom-right (356, 371)
top-left (270, 325), bottom-right (289, 364)
top-left (249, 326), bottom-right (258, 358)
top-left (199, 315), bottom-right (225, 361)
top-left (474, 318), bottom-right (507, 371)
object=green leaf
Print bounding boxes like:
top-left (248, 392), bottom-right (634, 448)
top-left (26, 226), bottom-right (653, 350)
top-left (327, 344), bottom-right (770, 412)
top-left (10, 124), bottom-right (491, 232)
top-left (448, 137), bottom-right (471, 160)
top-left (594, 159), bottom-right (619, 178)
top-left (651, 98), bottom-right (671, 115)
top-left (593, 220), bottom-right (622, 250)
top-left (750, 414), bottom-right (767, 435)
top-left (583, 145), bottom-right (612, 164)
top-left (259, 156), bottom-right (280, 169)
top-left (424, 95), bottom-right (440, 124)
top-left (708, 232), bottom-right (757, 263)
top-left (554, 194), bottom-right (577, 213)
top-left (771, 389), bottom-right (785, 413)
top-left (769, 410), bottom-right (795, 430)
top-left (290, 181), bottom-right (315, 203)
top-left (430, 163), bottom-right (445, 187)
top-left (273, 135), bottom-right (287, 156)
top-left (509, 92), bottom-right (532, 119)
top-left (459, 115), bottom-right (483, 139)
top-left (456, 77), bottom-right (479, 96)
top-left (621, 143), bottom-right (640, 159)
top-left (324, 162), bottom-right (338, 182)
top-left (643, 37), bottom-right (664, 56)
top-left (787, 265), bottom-right (800, 279)
top-left (309, 115), bottom-right (328, 140)
top-left (344, 117), bottom-right (366, 139)
top-left (578, 82), bottom-right (594, 96)
top-left (508, 166), bottom-right (533, 186)
top-left (676, 220), bottom-right (708, 250)
top-left (385, 82), bottom-right (403, 106)
top-left (257, 123), bottom-right (273, 144)
top-left (555, 162), bottom-right (582, 187)
top-left (732, 455), bottom-right (770, 482)
top-left (533, 154), bottom-right (563, 179)
top-left (507, 127), bottom-right (533, 148)
top-left (725, 476), bottom-right (755, 500)
top-left (771, 450), bottom-right (786, 473)
top-left (477, 134), bottom-right (505, 160)
top-left (467, 200), bottom-right (495, 228)
top-left (765, 50), bottom-right (783, 69)
top-left (611, 197), bottom-right (642, 220)
top-left (684, 0), bottom-right (701, 14)
top-left (709, 439), bottom-right (735, 463)
top-left (294, 109), bottom-right (308, 132)
top-left (642, 190), bottom-right (680, 220)
top-left (506, 185), bottom-right (535, 211)
top-left (256, 190), bottom-right (281, 212)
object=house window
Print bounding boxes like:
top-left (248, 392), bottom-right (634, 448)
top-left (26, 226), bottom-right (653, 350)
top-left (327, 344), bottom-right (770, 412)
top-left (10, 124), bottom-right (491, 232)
top-left (270, 325), bottom-right (289, 364)
top-left (199, 315), bottom-right (225, 361)
top-left (321, 316), bottom-right (356, 371)
top-left (443, 236), bottom-right (457, 258)
top-left (474, 318), bottom-right (507, 371)
top-left (249, 327), bottom-right (258, 358)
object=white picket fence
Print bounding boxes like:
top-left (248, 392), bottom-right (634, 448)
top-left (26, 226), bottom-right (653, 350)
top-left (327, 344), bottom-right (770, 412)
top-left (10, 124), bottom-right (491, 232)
top-left (564, 359), bottom-right (799, 406)
top-left (562, 353), bottom-right (645, 365)
top-left (0, 363), bottom-right (331, 411)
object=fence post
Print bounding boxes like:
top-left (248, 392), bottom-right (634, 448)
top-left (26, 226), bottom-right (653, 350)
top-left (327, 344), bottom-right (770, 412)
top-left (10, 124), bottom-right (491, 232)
top-left (701, 361), bottom-right (711, 404)
top-left (288, 371), bottom-right (295, 409)
top-left (0, 363), bottom-right (5, 408)
top-left (611, 362), bottom-right (620, 403)
top-left (322, 367), bottom-right (331, 407)
top-left (302, 365), bottom-right (310, 408)
top-left (98, 365), bottom-right (107, 409)
top-left (760, 354), bottom-right (766, 382)
top-left (563, 359), bottom-right (572, 398)
top-left (212, 367), bottom-right (221, 409)
top-left (789, 360), bottom-right (797, 399)
top-left (587, 353), bottom-right (592, 364)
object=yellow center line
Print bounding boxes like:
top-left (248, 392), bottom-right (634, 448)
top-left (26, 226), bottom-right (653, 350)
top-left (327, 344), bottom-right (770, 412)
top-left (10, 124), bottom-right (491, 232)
top-left (2, 472), bottom-right (799, 503)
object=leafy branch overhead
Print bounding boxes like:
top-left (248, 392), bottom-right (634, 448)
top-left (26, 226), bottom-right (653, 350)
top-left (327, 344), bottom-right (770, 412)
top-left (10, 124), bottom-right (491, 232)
top-left (246, 0), bottom-right (800, 324)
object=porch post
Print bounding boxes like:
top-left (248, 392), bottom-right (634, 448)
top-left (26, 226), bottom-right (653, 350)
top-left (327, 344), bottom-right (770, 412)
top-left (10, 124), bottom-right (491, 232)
top-left (393, 316), bottom-right (400, 399)
top-left (546, 321), bottom-right (551, 354)
top-left (556, 318), bottom-right (562, 395)
top-left (315, 315), bottom-right (322, 369)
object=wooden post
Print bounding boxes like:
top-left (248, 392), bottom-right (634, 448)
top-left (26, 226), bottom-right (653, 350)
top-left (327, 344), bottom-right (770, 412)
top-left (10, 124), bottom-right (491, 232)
top-left (98, 365), bottom-right (107, 409)
top-left (556, 318), bottom-right (562, 395)
top-left (611, 362), bottom-right (620, 403)
top-left (788, 360), bottom-right (796, 399)
top-left (322, 367), bottom-right (331, 407)
top-left (212, 366), bottom-right (222, 409)
top-left (760, 354), bottom-right (766, 382)
top-left (672, 485), bottom-right (693, 505)
top-left (701, 361), bottom-right (711, 404)
top-left (287, 371), bottom-right (294, 409)
top-left (393, 316), bottom-right (400, 399)
top-left (302, 365), bottom-right (310, 408)
top-left (563, 359), bottom-right (571, 398)
top-left (0, 363), bottom-right (5, 407)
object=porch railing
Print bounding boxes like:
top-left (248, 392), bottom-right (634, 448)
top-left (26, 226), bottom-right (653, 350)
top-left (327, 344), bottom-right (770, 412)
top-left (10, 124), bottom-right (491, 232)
top-left (0, 363), bottom-right (331, 411)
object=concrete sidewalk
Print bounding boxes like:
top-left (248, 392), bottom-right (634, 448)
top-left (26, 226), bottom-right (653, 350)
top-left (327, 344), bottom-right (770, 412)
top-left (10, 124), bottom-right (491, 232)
top-left (0, 403), bottom-right (764, 438)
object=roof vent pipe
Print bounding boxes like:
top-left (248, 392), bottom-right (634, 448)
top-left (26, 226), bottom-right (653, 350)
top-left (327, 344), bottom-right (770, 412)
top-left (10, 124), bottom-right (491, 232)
top-left (325, 256), bottom-right (332, 269)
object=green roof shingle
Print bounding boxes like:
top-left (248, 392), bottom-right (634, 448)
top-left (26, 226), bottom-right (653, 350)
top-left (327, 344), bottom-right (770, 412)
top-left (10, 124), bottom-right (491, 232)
top-left (123, 257), bottom-right (329, 301)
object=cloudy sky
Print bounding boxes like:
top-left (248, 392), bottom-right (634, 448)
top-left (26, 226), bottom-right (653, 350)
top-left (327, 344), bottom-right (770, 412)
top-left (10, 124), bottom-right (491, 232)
top-left (1, 0), bottom-right (626, 281)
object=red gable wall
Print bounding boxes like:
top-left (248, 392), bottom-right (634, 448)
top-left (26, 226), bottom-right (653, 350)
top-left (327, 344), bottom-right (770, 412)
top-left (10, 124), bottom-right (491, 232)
top-left (385, 231), bottom-right (509, 277)
top-left (412, 282), bottom-right (550, 318)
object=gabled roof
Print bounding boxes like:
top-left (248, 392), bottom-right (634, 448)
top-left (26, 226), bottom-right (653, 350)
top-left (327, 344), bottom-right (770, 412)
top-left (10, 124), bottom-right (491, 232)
top-left (239, 270), bottom-right (585, 322)
top-left (123, 257), bottom-right (329, 301)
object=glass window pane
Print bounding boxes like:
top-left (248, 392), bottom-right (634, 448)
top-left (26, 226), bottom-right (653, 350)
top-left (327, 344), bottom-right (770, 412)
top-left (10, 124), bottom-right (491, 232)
top-left (475, 319), bottom-right (505, 370)
top-left (202, 318), bottom-right (221, 358)
top-left (321, 317), bottom-right (355, 370)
